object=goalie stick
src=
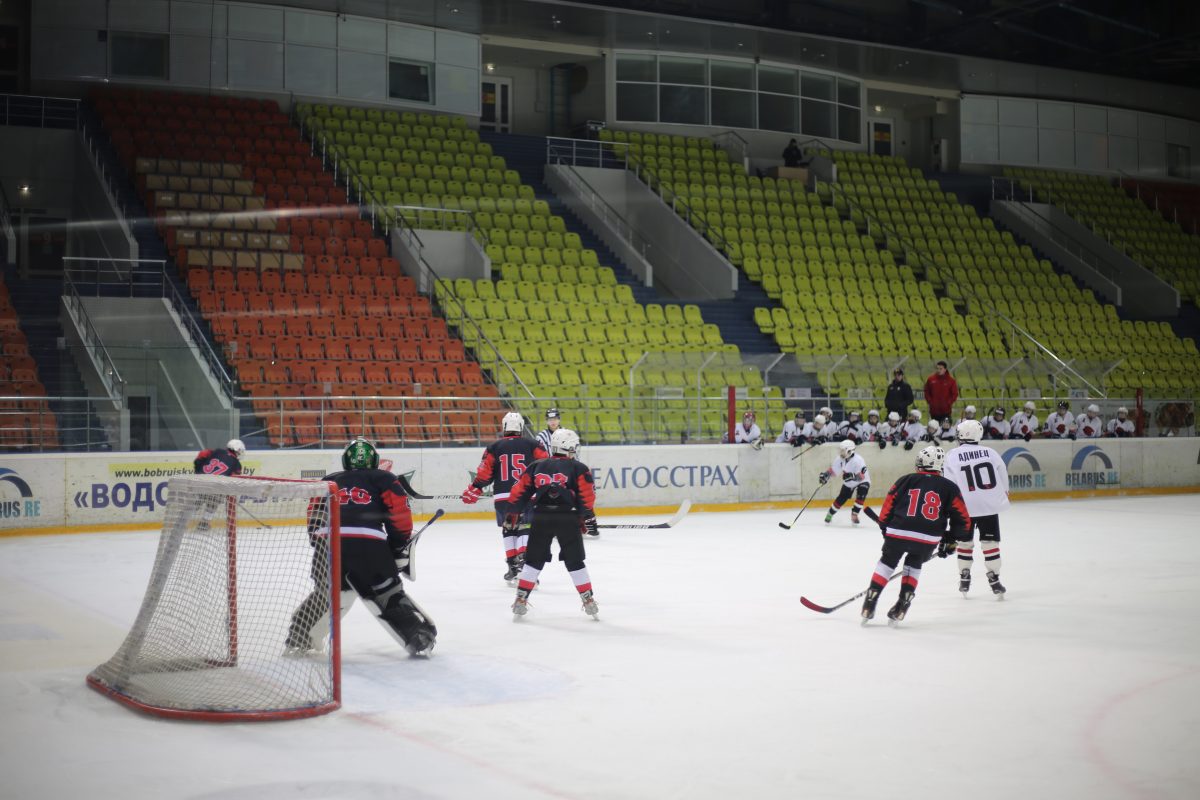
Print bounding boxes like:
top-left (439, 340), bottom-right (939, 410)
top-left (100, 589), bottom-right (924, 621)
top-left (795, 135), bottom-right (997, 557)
top-left (800, 572), bottom-right (901, 614)
top-left (397, 508), bottom-right (444, 581)
top-left (597, 500), bottom-right (692, 529)
top-left (777, 482), bottom-right (825, 530)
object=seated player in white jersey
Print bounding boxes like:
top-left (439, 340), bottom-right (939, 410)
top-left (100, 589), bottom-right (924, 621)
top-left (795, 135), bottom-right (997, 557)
top-left (984, 407), bottom-right (1010, 440)
top-left (860, 410), bottom-right (880, 443)
top-left (901, 409), bottom-right (927, 450)
top-left (875, 411), bottom-right (902, 448)
top-left (1106, 406), bottom-right (1135, 437)
top-left (943, 420), bottom-right (1009, 598)
top-left (1044, 400), bottom-right (1075, 439)
top-left (1075, 404), bottom-right (1104, 438)
top-left (776, 410), bottom-right (807, 445)
top-left (838, 410), bottom-right (864, 443)
top-left (1008, 401), bottom-right (1039, 441)
top-left (801, 413), bottom-right (832, 444)
top-left (732, 410), bottom-right (763, 448)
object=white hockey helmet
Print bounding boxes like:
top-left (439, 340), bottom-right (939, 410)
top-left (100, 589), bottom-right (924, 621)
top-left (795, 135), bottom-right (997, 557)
top-left (848, 410), bottom-right (861, 421)
top-left (867, 409), bottom-right (880, 421)
top-left (813, 414), bottom-right (827, 428)
top-left (928, 420), bottom-right (940, 433)
top-left (819, 406), bottom-right (833, 418)
top-left (1117, 406), bottom-right (1129, 418)
top-left (1086, 403), bottom-right (1100, 415)
top-left (964, 405), bottom-right (977, 418)
top-left (839, 439), bottom-right (856, 458)
top-left (502, 411), bottom-right (524, 434)
top-left (993, 406), bottom-right (1006, 419)
top-left (226, 438), bottom-right (246, 457)
top-left (915, 445), bottom-right (946, 473)
top-left (549, 427), bottom-right (580, 457)
top-left (909, 409), bottom-right (922, 421)
top-left (887, 411), bottom-right (900, 423)
top-left (1024, 401), bottom-right (1036, 412)
top-left (957, 419), bottom-right (984, 444)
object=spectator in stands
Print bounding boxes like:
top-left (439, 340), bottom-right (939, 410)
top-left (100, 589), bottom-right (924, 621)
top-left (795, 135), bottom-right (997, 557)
top-left (782, 138), bottom-right (804, 168)
top-left (923, 361), bottom-right (959, 424)
top-left (884, 367), bottom-right (914, 419)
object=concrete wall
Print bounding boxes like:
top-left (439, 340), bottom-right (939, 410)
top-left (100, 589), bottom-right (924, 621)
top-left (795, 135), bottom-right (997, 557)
top-left (2, 438), bottom-right (1197, 533)
top-left (413, 229), bottom-right (490, 282)
top-left (80, 297), bottom-right (234, 450)
top-left (567, 165), bottom-right (737, 301)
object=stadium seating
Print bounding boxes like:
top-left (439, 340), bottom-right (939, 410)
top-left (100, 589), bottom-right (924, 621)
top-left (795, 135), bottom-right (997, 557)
top-left (89, 89), bottom-right (501, 447)
top-left (0, 278), bottom-right (57, 450)
top-left (1007, 168), bottom-right (1200, 306)
top-left (298, 103), bottom-right (784, 442)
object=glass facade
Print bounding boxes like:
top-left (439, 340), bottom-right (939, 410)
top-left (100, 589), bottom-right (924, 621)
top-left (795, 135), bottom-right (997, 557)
top-left (614, 52), bottom-right (863, 144)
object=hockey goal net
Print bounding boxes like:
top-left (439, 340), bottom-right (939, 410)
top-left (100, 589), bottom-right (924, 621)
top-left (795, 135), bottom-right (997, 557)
top-left (87, 475), bottom-right (342, 721)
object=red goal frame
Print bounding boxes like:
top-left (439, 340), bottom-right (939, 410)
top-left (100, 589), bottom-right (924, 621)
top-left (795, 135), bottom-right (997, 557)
top-left (86, 477), bottom-right (342, 722)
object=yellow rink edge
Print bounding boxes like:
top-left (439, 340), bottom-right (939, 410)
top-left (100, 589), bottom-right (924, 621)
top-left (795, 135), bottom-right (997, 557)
top-left (1, 484), bottom-right (1198, 539)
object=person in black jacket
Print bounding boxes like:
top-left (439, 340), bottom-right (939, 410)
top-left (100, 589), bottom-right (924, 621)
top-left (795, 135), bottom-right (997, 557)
top-left (884, 367), bottom-right (914, 419)
top-left (782, 138), bottom-right (804, 168)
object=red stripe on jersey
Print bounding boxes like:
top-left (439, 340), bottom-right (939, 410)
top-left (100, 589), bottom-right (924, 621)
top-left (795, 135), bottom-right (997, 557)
top-left (474, 451), bottom-right (497, 483)
top-left (383, 486), bottom-right (413, 537)
top-left (878, 487), bottom-right (898, 524)
top-left (534, 446), bottom-right (549, 460)
top-left (950, 494), bottom-right (972, 536)
top-left (886, 531), bottom-right (942, 545)
top-left (507, 470), bottom-right (532, 505)
top-left (576, 470), bottom-right (596, 511)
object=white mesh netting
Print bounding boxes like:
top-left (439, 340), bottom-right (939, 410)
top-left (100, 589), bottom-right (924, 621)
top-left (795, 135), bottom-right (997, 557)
top-left (87, 475), bottom-right (340, 720)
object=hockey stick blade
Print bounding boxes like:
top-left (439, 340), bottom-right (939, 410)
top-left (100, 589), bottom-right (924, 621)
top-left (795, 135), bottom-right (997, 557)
top-left (778, 483), bottom-right (825, 530)
top-left (597, 499), bottom-right (692, 529)
top-left (800, 573), bottom-right (901, 614)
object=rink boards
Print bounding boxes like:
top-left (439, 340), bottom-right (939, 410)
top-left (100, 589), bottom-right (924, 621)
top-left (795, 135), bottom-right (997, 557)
top-left (1, 438), bottom-right (1199, 533)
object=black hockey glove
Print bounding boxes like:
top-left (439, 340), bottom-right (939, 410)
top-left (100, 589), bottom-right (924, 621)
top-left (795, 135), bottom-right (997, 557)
top-left (818, 471), bottom-right (831, 485)
top-left (1024, 432), bottom-right (1032, 442)
top-left (878, 439), bottom-right (887, 450)
top-left (936, 540), bottom-right (956, 559)
top-left (580, 513), bottom-right (599, 537)
top-left (791, 437), bottom-right (803, 447)
top-left (903, 440), bottom-right (914, 451)
top-left (842, 472), bottom-right (855, 482)
top-left (1068, 432), bottom-right (1077, 440)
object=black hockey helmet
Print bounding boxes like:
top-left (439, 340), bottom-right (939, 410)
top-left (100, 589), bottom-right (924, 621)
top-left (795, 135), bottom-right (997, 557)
top-left (1057, 400), bottom-right (1070, 411)
top-left (546, 407), bottom-right (560, 420)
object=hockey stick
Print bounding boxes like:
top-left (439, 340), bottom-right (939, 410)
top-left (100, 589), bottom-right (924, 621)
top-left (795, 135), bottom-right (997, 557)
top-left (800, 572), bottom-right (902, 614)
top-left (391, 470), bottom-right (487, 502)
top-left (237, 500), bottom-right (275, 529)
top-left (597, 499), bottom-right (692, 529)
top-left (777, 482), bottom-right (825, 530)
top-left (789, 442), bottom-right (819, 461)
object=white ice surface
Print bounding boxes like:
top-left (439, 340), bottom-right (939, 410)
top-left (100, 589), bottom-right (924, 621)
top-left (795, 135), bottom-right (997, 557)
top-left (2, 495), bottom-right (1199, 800)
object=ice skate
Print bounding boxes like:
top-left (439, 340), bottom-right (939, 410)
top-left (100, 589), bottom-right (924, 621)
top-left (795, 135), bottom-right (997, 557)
top-left (860, 587), bottom-right (880, 626)
top-left (959, 569), bottom-right (971, 596)
top-left (987, 572), bottom-right (1006, 599)
top-left (503, 556), bottom-right (520, 583)
top-left (404, 630), bottom-right (436, 657)
top-left (580, 589), bottom-right (599, 618)
top-left (850, 510), bottom-right (861, 525)
top-left (886, 590), bottom-right (914, 626)
top-left (824, 511), bottom-right (834, 524)
top-left (511, 596), bottom-right (528, 617)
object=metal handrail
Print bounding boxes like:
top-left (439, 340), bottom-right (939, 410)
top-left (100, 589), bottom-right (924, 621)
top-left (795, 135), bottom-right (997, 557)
top-left (385, 204), bottom-right (489, 244)
top-left (0, 93), bottom-right (80, 128)
top-left (712, 130), bottom-right (750, 164)
top-left (61, 271), bottom-right (127, 402)
top-left (0, 181), bottom-right (14, 265)
top-left (62, 257), bottom-right (238, 397)
top-left (821, 176), bottom-right (1107, 397)
top-left (77, 114), bottom-right (136, 241)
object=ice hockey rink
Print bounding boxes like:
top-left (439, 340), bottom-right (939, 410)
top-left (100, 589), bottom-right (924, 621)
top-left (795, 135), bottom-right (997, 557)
top-left (2, 493), bottom-right (1198, 800)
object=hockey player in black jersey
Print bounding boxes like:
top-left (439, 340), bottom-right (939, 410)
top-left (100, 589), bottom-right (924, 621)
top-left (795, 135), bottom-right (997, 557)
top-left (506, 428), bottom-right (600, 618)
top-left (861, 445), bottom-right (971, 626)
top-left (462, 411), bottom-right (549, 582)
top-left (286, 438), bottom-right (436, 656)
top-left (194, 439), bottom-right (245, 476)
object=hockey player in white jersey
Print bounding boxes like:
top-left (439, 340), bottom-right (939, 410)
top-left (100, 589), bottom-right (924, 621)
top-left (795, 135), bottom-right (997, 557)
top-left (861, 410), bottom-right (880, 443)
top-left (838, 410), bottom-right (864, 443)
top-left (1106, 406), bottom-right (1135, 437)
top-left (818, 440), bottom-right (871, 525)
top-left (776, 410), bottom-right (807, 445)
top-left (801, 413), bottom-right (832, 445)
top-left (901, 409), bottom-right (927, 450)
top-left (943, 420), bottom-right (1009, 597)
top-left (959, 404), bottom-right (978, 422)
top-left (1044, 401), bottom-right (1075, 439)
top-left (1075, 404), bottom-right (1103, 438)
top-left (935, 418), bottom-right (957, 443)
top-left (1008, 401), bottom-right (1039, 441)
top-left (984, 407), bottom-right (1010, 440)
top-left (733, 410), bottom-right (763, 447)
top-left (875, 411), bottom-right (902, 448)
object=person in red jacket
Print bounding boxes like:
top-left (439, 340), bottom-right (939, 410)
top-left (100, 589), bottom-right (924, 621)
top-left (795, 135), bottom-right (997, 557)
top-left (923, 361), bottom-right (959, 424)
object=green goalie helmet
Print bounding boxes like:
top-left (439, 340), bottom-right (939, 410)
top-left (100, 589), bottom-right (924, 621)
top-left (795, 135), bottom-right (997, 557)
top-left (342, 437), bottom-right (380, 470)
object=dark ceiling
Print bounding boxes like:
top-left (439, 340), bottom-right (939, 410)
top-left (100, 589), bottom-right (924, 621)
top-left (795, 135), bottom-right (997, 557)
top-left (580, 0), bottom-right (1200, 89)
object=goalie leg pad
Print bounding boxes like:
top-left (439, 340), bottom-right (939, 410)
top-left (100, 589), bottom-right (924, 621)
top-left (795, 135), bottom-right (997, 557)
top-left (362, 580), bottom-right (438, 656)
